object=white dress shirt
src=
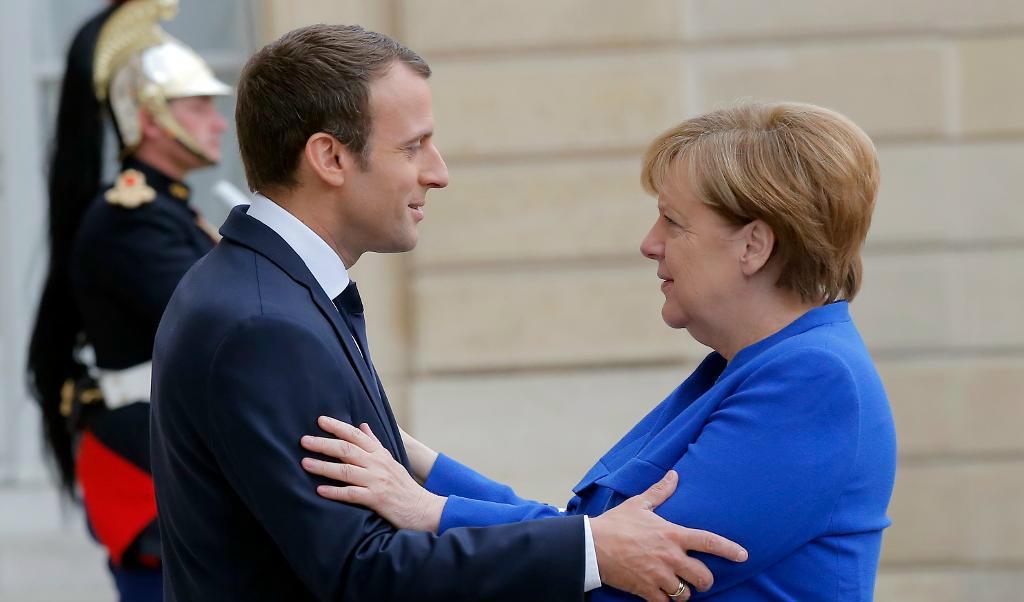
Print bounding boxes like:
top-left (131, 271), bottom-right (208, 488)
top-left (246, 193), bottom-right (602, 592)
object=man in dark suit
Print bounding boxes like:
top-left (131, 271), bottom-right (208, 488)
top-left (151, 24), bottom-right (744, 601)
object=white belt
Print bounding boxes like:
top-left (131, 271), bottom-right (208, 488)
top-left (98, 361), bottom-right (152, 409)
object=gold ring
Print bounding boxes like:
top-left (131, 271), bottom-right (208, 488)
top-left (668, 579), bottom-right (690, 599)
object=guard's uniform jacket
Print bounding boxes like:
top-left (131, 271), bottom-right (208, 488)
top-left (69, 157), bottom-right (217, 567)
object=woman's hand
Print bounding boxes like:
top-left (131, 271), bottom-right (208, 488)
top-left (399, 427), bottom-right (439, 483)
top-left (301, 416), bottom-right (445, 532)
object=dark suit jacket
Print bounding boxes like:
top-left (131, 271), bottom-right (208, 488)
top-left (73, 157), bottom-right (215, 371)
top-left (151, 205), bottom-right (585, 601)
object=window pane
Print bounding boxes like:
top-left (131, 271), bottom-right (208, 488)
top-left (33, 0), bottom-right (256, 63)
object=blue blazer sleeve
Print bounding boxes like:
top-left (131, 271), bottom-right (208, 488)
top-left (425, 454), bottom-right (564, 533)
top-left (205, 315), bottom-right (586, 601)
top-left (642, 348), bottom-right (862, 599)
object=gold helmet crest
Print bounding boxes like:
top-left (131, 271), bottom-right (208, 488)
top-left (92, 0), bottom-right (230, 163)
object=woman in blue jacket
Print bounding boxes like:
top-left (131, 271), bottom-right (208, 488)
top-left (301, 101), bottom-right (897, 601)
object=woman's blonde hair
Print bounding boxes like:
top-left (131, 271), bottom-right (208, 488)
top-left (641, 101), bottom-right (879, 303)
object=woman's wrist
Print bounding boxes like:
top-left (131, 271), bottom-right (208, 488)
top-left (400, 428), bottom-right (439, 483)
top-left (418, 492), bottom-right (446, 533)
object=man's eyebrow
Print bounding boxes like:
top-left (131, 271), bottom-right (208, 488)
top-left (401, 129), bottom-right (433, 145)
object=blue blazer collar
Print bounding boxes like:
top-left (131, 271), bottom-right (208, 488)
top-left (219, 206), bottom-right (389, 423)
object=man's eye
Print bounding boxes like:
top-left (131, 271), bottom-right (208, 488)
top-left (663, 215), bottom-right (677, 226)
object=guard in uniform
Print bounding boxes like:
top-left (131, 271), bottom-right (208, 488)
top-left (26, 1), bottom-right (230, 599)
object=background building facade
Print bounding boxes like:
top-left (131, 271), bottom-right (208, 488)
top-left (1, 1), bottom-right (1021, 599)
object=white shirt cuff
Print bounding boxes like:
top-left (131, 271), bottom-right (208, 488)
top-left (583, 515), bottom-right (602, 592)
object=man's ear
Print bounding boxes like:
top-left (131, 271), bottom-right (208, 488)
top-left (739, 219), bottom-right (775, 277)
top-left (138, 109), bottom-right (166, 141)
top-left (303, 133), bottom-right (348, 187)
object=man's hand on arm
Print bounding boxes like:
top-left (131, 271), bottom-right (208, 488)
top-left (590, 470), bottom-right (748, 602)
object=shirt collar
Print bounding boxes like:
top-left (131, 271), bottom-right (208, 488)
top-left (246, 193), bottom-right (350, 299)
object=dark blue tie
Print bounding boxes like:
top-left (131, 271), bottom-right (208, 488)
top-left (332, 282), bottom-right (405, 459)
top-left (333, 282), bottom-right (374, 374)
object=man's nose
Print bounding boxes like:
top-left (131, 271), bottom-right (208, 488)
top-left (423, 144), bottom-right (449, 189)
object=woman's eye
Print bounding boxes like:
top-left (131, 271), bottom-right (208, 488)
top-left (663, 215), bottom-right (676, 226)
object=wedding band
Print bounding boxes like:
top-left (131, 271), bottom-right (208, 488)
top-left (668, 579), bottom-right (690, 599)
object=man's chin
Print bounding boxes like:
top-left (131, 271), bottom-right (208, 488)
top-left (374, 233), bottom-right (418, 254)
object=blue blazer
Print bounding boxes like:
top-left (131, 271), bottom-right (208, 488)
top-left (424, 302), bottom-right (897, 601)
top-left (151, 206), bottom-right (587, 601)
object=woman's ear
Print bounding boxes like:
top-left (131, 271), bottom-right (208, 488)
top-left (303, 132), bottom-right (346, 187)
top-left (739, 219), bottom-right (775, 276)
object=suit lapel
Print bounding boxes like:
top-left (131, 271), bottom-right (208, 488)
top-left (219, 206), bottom-right (399, 452)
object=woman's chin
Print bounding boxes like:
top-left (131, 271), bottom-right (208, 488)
top-left (661, 306), bottom-right (688, 330)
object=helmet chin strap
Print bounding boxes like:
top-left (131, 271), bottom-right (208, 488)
top-left (172, 137), bottom-right (216, 167)
top-left (141, 84), bottom-right (217, 165)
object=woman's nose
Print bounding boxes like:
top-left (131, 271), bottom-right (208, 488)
top-left (640, 226), bottom-right (663, 261)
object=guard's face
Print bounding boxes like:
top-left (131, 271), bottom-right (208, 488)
top-left (338, 62), bottom-right (449, 254)
top-left (170, 96), bottom-right (229, 165)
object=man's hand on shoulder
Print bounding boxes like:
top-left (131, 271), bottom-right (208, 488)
top-left (590, 470), bottom-right (748, 601)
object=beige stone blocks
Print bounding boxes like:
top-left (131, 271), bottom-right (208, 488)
top-left (687, 0), bottom-right (943, 39)
top-left (262, 0), bottom-right (393, 40)
top-left (684, 0), bottom-right (1024, 39)
top-left (884, 460), bottom-right (1024, 564)
top-left (854, 250), bottom-right (1024, 349)
top-left (413, 265), bottom-right (708, 373)
top-left (414, 157), bottom-right (652, 267)
top-left (881, 358), bottom-right (1024, 457)
top-left (410, 366), bottom-right (686, 501)
top-left (872, 141), bottom-right (1024, 244)
top-left (950, 1), bottom-right (1024, 30)
top-left (876, 569), bottom-right (1024, 602)
top-left (959, 37), bottom-right (1024, 135)
top-left (413, 250), bottom-right (1023, 372)
top-left (401, 0), bottom-right (684, 53)
top-left (413, 140), bottom-right (1024, 271)
top-left (693, 43), bottom-right (948, 139)
top-left (687, 0), bottom-right (1024, 39)
top-left (430, 53), bottom-right (686, 159)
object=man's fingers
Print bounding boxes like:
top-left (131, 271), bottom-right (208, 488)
top-left (641, 588), bottom-right (670, 602)
top-left (301, 457), bottom-right (369, 486)
top-left (679, 528), bottom-right (748, 563)
top-left (636, 470), bottom-right (678, 510)
top-left (657, 570), bottom-right (689, 601)
top-left (673, 554), bottom-right (713, 592)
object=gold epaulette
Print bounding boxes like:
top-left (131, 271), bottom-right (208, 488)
top-left (105, 168), bottom-right (156, 208)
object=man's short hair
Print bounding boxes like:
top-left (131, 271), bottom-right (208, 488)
top-left (235, 24), bottom-right (430, 192)
top-left (642, 101), bottom-right (880, 303)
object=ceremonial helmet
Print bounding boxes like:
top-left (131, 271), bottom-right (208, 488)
top-left (93, 0), bottom-right (230, 163)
